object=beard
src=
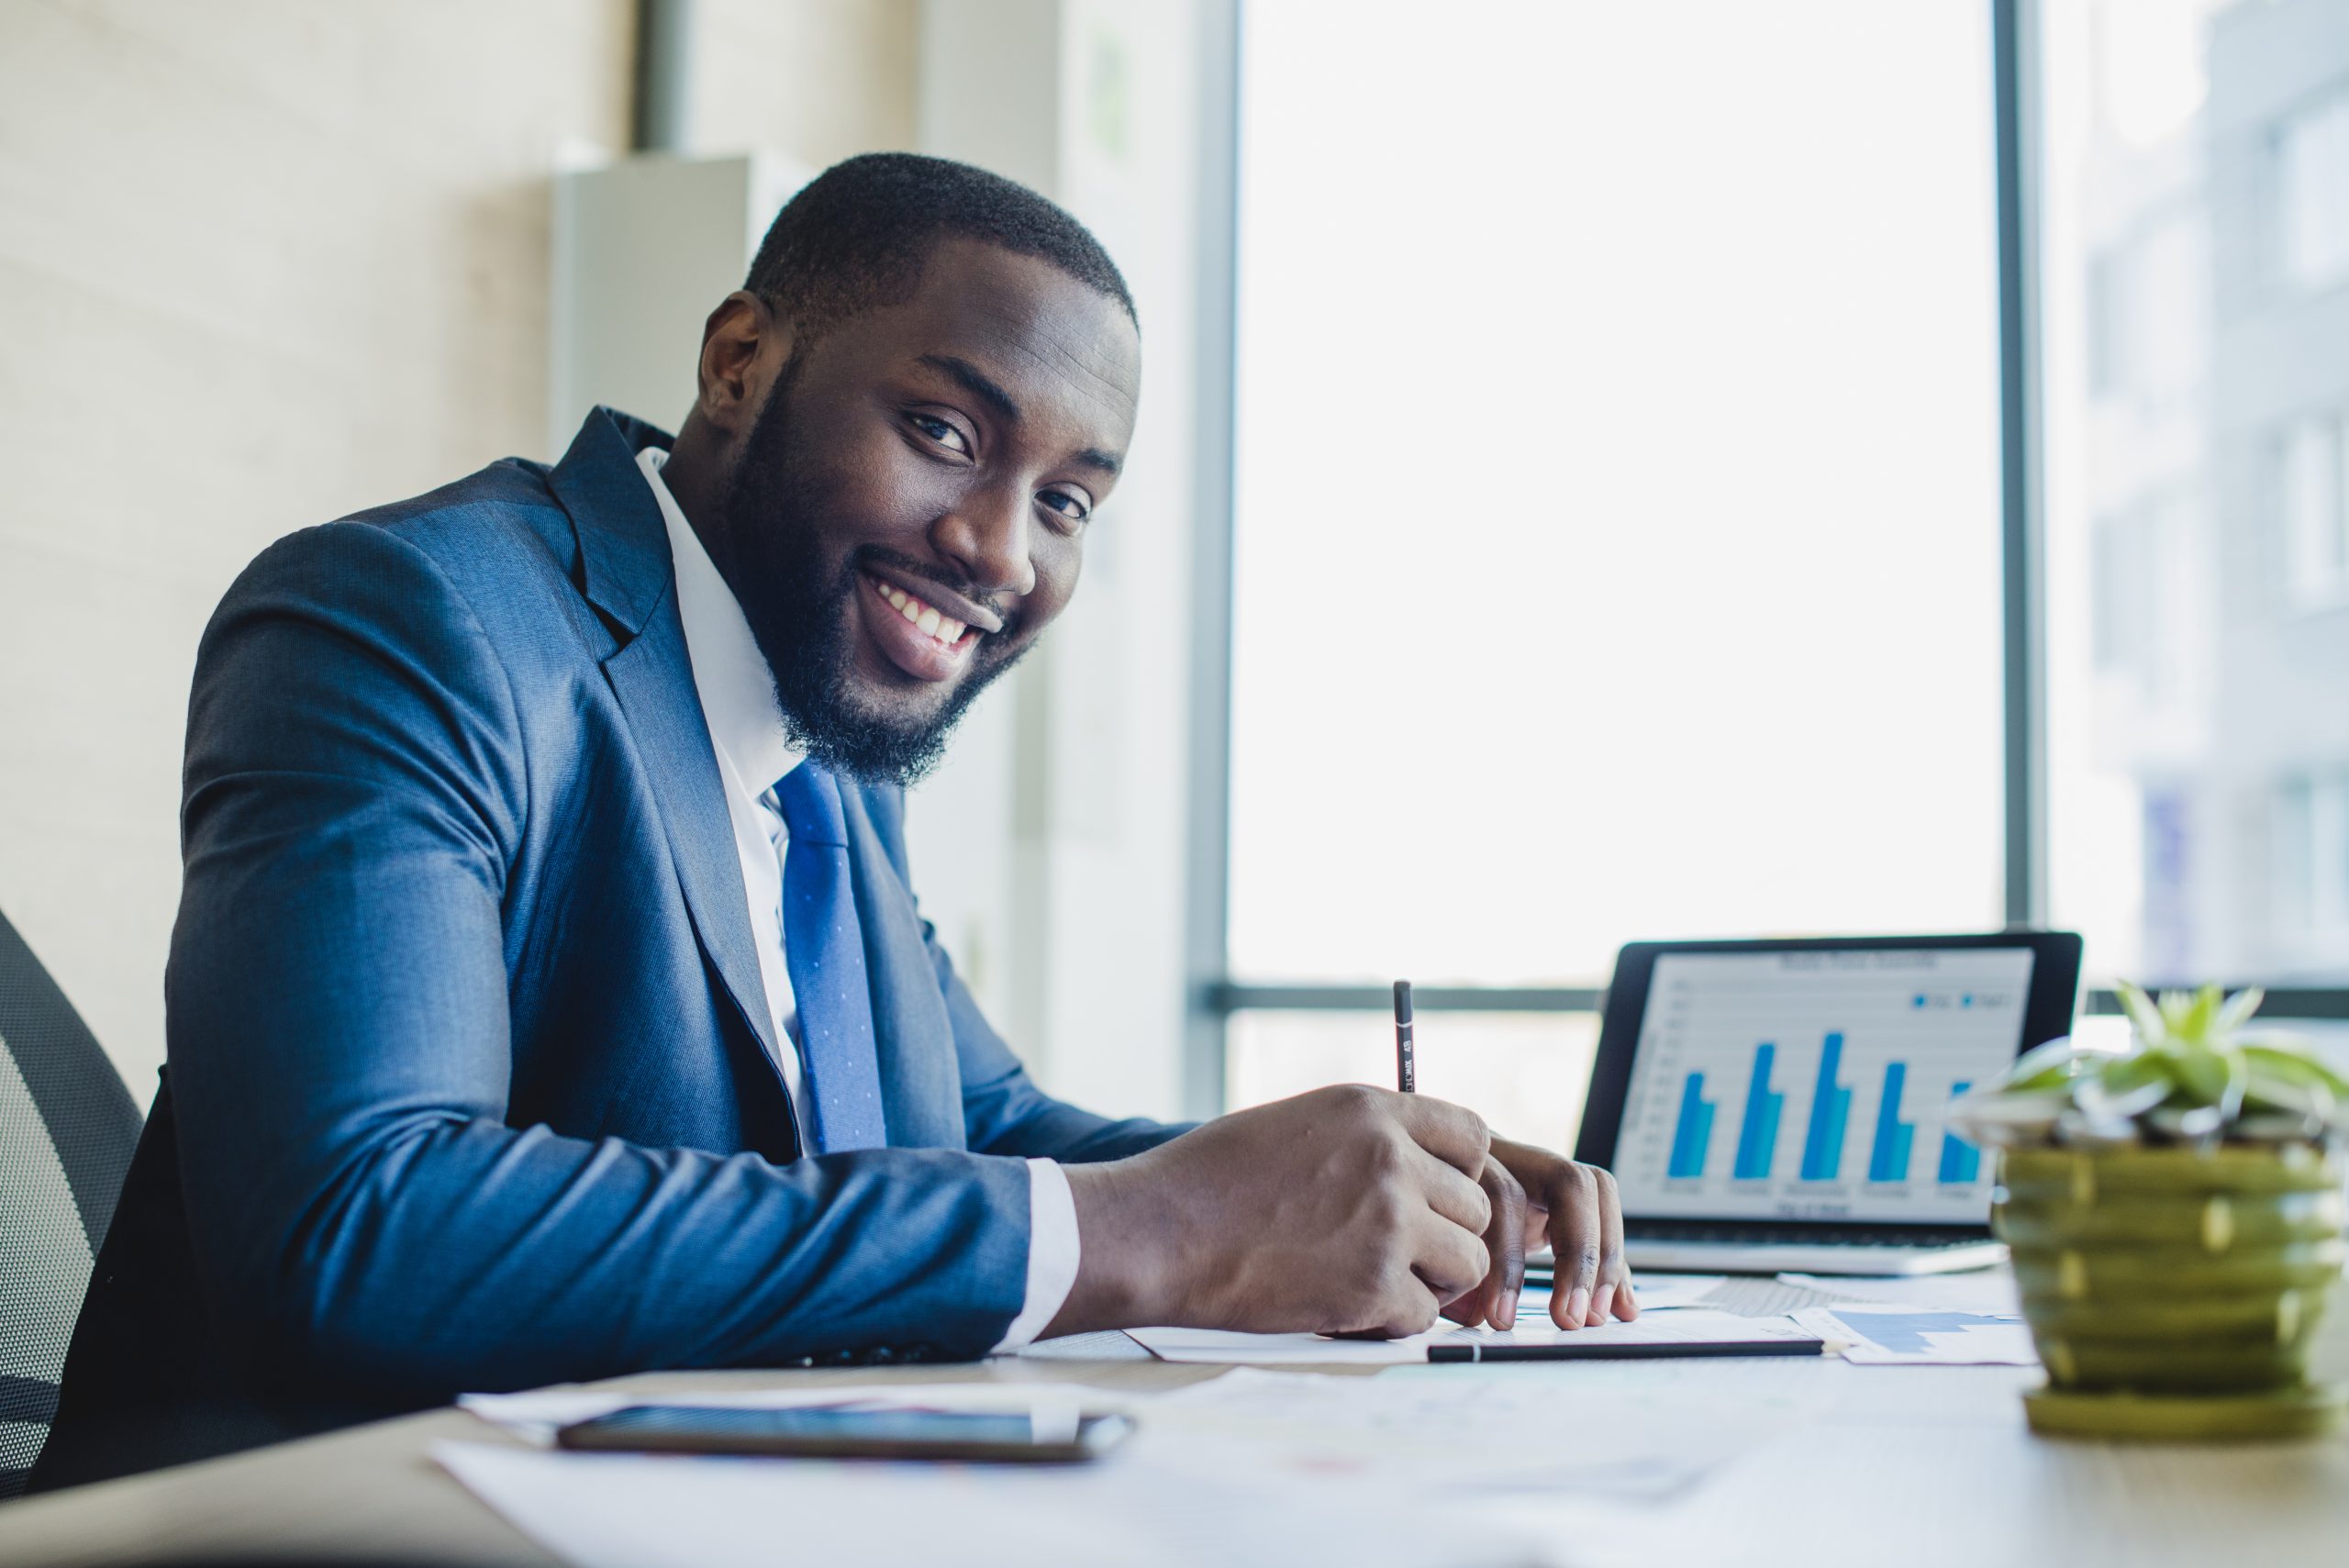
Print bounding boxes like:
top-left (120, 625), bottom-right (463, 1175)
top-left (716, 373), bottom-right (1029, 786)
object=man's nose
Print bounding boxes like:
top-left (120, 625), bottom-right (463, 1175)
top-left (930, 482), bottom-right (1038, 600)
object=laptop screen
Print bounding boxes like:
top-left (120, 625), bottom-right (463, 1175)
top-left (1609, 946), bottom-right (2036, 1224)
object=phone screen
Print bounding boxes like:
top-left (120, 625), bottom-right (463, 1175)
top-left (557, 1403), bottom-right (1130, 1462)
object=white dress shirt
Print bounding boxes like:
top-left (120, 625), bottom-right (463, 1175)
top-left (638, 446), bottom-right (1077, 1352)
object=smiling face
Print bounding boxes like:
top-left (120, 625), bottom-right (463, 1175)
top-left (685, 239), bottom-right (1142, 783)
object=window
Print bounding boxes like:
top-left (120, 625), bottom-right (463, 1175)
top-left (1191, 2), bottom-right (2349, 1123)
top-left (2090, 492), bottom-right (2210, 717)
top-left (2280, 411), bottom-right (2349, 610)
top-left (2085, 216), bottom-right (2207, 411)
top-left (1223, 1), bottom-right (2006, 1125)
top-left (2276, 773), bottom-right (2349, 959)
top-left (2043, 0), bottom-right (2349, 985)
top-left (2278, 88), bottom-right (2349, 293)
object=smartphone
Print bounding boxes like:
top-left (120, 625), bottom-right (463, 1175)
top-left (554, 1403), bottom-right (1134, 1463)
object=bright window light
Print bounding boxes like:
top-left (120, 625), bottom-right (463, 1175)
top-left (1227, 0), bottom-right (2007, 1004)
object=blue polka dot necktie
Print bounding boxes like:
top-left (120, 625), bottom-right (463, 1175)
top-left (774, 763), bottom-right (887, 1152)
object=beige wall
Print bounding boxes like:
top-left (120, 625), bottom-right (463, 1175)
top-left (0, 0), bottom-right (918, 1096)
top-left (693, 0), bottom-right (917, 164)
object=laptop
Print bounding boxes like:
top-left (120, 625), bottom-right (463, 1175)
top-left (1565, 932), bottom-right (2083, 1276)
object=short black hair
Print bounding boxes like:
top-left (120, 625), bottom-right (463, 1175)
top-left (745, 152), bottom-right (1136, 341)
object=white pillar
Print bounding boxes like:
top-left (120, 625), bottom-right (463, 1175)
top-left (909, 0), bottom-right (1213, 1120)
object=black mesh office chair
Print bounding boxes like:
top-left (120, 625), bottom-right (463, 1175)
top-left (0, 906), bottom-right (142, 1498)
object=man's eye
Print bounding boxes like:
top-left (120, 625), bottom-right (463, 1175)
top-left (1040, 490), bottom-right (1091, 524)
top-left (909, 414), bottom-right (970, 454)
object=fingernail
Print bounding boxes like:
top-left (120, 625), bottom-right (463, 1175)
top-left (1495, 1293), bottom-right (1515, 1329)
top-left (1568, 1286), bottom-right (1591, 1325)
top-left (1589, 1284), bottom-right (1612, 1324)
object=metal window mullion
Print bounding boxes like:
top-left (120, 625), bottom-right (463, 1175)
top-left (1183, 0), bottom-right (1244, 1121)
top-left (1996, 0), bottom-right (2051, 930)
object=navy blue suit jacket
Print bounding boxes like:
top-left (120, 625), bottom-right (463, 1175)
top-left (34, 408), bottom-right (1183, 1488)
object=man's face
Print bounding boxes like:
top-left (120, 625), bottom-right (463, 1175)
top-left (715, 239), bottom-right (1141, 784)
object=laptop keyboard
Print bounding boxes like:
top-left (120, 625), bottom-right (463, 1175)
top-left (1622, 1221), bottom-right (1984, 1248)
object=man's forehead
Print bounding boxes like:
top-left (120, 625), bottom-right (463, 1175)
top-left (849, 241), bottom-right (1141, 437)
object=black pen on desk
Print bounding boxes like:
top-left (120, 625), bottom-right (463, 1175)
top-left (1393, 980), bottom-right (1415, 1094)
top-left (1426, 1338), bottom-right (1826, 1363)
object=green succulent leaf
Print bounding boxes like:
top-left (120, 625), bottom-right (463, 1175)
top-left (2099, 1051), bottom-right (2175, 1096)
top-left (2177, 984), bottom-right (2224, 1041)
top-left (2115, 981), bottom-right (2165, 1043)
top-left (2214, 987), bottom-right (2267, 1036)
top-left (2239, 1044), bottom-right (2348, 1095)
top-left (1980, 983), bottom-right (2331, 1144)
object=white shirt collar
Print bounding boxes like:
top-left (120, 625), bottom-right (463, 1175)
top-left (637, 446), bottom-right (803, 798)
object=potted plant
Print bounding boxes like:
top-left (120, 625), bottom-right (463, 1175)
top-left (1952, 983), bottom-right (2349, 1440)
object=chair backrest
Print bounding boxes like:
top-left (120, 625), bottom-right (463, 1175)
top-left (0, 907), bottom-right (142, 1499)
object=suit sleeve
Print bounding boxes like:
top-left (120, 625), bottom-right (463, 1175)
top-left (167, 522), bottom-right (1033, 1404)
top-left (856, 790), bottom-right (1197, 1163)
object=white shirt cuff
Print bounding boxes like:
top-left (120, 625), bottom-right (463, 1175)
top-left (989, 1158), bottom-right (1081, 1353)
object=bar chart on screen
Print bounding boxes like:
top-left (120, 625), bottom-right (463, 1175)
top-left (1619, 949), bottom-right (2035, 1224)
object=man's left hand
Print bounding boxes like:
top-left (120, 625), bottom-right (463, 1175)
top-left (1440, 1138), bottom-right (1635, 1331)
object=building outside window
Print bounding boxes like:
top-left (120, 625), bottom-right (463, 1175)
top-left (2044, 0), bottom-right (2349, 991)
top-left (2276, 773), bottom-right (2349, 958)
top-left (2277, 85), bottom-right (2349, 292)
top-left (2279, 409), bottom-right (2349, 610)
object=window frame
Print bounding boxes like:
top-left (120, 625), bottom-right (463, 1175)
top-left (1181, 0), bottom-right (2349, 1118)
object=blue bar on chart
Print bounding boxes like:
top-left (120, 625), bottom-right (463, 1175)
top-left (1937, 1079), bottom-right (1981, 1184)
top-left (1868, 1062), bottom-right (1915, 1183)
top-left (1798, 1030), bottom-right (1852, 1180)
top-left (1732, 1044), bottom-right (1782, 1180)
top-left (1667, 1072), bottom-right (1714, 1178)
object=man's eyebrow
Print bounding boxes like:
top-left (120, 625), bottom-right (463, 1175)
top-left (918, 352), bottom-right (1122, 477)
top-left (918, 353), bottom-right (1022, 423)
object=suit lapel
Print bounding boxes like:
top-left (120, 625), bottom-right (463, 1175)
top-left (839, 787), bottom-right (964, 1150)
top-left (550, 408), bottom-right (791, 1105)
top-left (602, 609), bottom-right (785, 1073)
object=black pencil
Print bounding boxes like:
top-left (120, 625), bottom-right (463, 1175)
top-left (1394, 979), bottom-right (1415, 1094)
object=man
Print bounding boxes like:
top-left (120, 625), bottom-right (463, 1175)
top-left (34, 154), bottom-right (1631, 1489)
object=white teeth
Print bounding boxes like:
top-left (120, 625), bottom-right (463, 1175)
top-left (872, 574), bottom-right (967, 647)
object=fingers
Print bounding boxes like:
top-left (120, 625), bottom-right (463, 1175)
top-left (1596, 1166), bottom-right (1632, 1321)
top-left (1385, 1092), bottom-right (1492, 1179)
top-left (1479, 1156), bottom-right (1528, 1329)
top-left (1409, 1144), bottom-right (1493, 1236)
top-left (1409, 1206), bottom-right (1490, 1305)
top-left (1578, 1167), bottom-right (1631, 1326)
top-left (1547, 1162), bottom-right (1603, 1330)
top-left (1440, 1155), bottom-right (1529, 1329)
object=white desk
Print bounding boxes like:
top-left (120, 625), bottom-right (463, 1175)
top-left (5, 1314), bottom-right (2347, 1568)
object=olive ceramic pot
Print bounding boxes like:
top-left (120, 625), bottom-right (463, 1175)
top-left (1994, 1142), bottom-right (2348, 1440)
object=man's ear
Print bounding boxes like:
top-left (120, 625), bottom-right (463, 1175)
top-left (696, 291), bottom-right (793, 434)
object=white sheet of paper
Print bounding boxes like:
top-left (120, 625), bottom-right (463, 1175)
top-left (433, 1433), bottom-right (1529, 1568)
top-left (1148, 1364), bottom-right (1792, 1500)
top-left (1792, 1303), bottom-right (2038, 1365)
top-left (1128, 1308), bottom-right (1818, 1366)
top-left (1627, 1273), bottom-right (1726, 1310)
top-left (1777, 1271), bottom-right (2021, 1315)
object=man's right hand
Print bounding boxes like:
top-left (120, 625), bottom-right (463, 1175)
top-left (1047, 1085), bottom-right (1495, 1338)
